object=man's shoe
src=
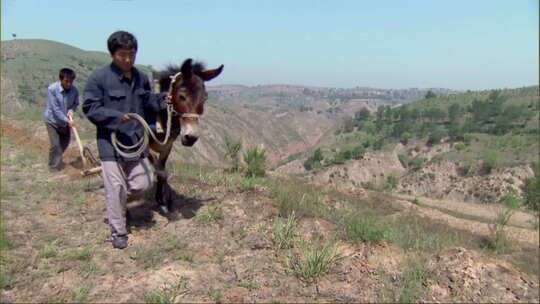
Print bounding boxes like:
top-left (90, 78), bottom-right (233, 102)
top-left (110, 233), bottom-right (128, 249)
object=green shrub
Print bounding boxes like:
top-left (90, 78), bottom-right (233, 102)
top-left (454, 142), bottom-right (466, 151)
top-left (343, 212), bottom-right (386, 243)
top-left (523, 162), bottom-right (540, 212)
top-left (243, 147), bottom-right (266, 177)
top-left (303, 148), bottom-right (323, 170)
top-left (384, 174), bottom-right (400, 190)
top-left (224, 136), bottom-right (242, 172)
top-left (481, 150), bottom-right (501, 173)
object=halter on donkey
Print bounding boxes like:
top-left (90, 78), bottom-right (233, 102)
top-left (112, 58), bottom-right (224, 213)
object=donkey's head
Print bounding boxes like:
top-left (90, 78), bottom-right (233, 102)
top-left (157, 59), bottom-right (223, 146)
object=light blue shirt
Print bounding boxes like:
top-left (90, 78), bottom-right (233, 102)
top-left (43, 81), bottom-right (79, 127)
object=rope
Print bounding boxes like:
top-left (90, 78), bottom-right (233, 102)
top-left (111, 71), bottom-right (201, 159)
top-left (111, 103), bottom-right (174, 159)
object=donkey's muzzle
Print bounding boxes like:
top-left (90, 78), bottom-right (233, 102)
top-left (181, 134), bottom-right (198, 146)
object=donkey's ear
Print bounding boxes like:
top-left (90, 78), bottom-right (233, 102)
top-left (200, 64), bottom-right (224, 81)
top-left (181, 58), bottom-right (193, 79)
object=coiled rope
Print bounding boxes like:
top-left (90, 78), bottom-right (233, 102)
top-left (111, 72), bottom-right (194, 159)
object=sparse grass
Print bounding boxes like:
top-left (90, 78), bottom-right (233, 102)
top-left (389, 212), bottom-right (458, 252)
top-left (272, 211), bottom-right (299, 250)
top-left (286, 237), bottom-right (342, 283)
top-left (380, 254), bottom-right (430, 303)
top-left (80, 261), bottom-right (98, 275)
top-left (63, 248), bottom-right (92, 261)
top-left (207, 289), bottom-right (222, 302)
top-left (341, 210), bottom-right (389, 244)
top-left (72, 286), bottom-right (91, 303)
top-left (129, 246), bottom-right (162, 269)
top-left (237, 280), bottom-right (259, 289)
top-left (38, 244), bottom-right (58, 259)
top-left (398, 254), bottom-right (430, 303)
top-left (143, 276), bottom-right (189, 304)
top-left (160, 236), bottom-right (195, 263)
top-left (270, 180), bottom-right (330, 219)
top-left (197, 204), bottom-right (223, 226)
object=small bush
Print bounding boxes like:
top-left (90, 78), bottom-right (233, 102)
top-left (343, 212), bottom-right (386, 243)
top-left (243, 147), bottom-right (266, 177)
top-left (454, 142), bottom-right (466, 151)
top-left (481, 150), bottom-right (501, 173)
top-left (224, 136), bottom-right (242, 172)
top-left (486, 192), bottom-right (522, 252)
top-left (384, 174), bottom-right (400, 190)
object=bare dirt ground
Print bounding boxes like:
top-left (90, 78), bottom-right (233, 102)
top-left (1, 122), bottom-right (538, 303)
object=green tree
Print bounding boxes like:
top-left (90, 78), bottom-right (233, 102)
top-left (400, 132), bottom-right (412, 145)
top-left (304, 148), bottom-right (324, 170)
top-left (523, 162), bottom-right (540, 212)
top-left (355, 108), bottom-right (371, 121)
top-left (425, 90), bottom-right (437, 99)
top-left (481, 150), bottom-right (501, 174)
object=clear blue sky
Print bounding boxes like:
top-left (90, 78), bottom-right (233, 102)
top-left (2, 0), bottom-right (538, 90)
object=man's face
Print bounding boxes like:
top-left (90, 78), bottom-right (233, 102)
top-left (60, 78), bottom-right (74, 91)
top-left (112, 48), bottom-right (137, 74)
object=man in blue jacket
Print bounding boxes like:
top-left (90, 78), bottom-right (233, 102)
top-left (83, 31), bottom-right (167, 249)
top-left (44, 68), bottom-right (79, 172)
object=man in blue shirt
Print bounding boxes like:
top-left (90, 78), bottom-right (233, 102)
top-left (44, 68), bottom-right (79, 172)
top-left (83, 31), bottom-right (167, 249)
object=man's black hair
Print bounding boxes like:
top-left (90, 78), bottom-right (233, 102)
top-left (107, 31), bottom-right (138, 55)
top-left (59, 68), bottom-right (76, 80)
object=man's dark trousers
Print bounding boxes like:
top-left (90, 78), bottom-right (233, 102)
top-left (45, 122), bottom-right (71, 171)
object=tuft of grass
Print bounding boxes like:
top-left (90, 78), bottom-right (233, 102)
top-left (207, 289), bottom-right (222, 302)
top-left (237, 280), bottom-right (259, 289)
top-left (72, 286), bottom-right (91, 303)
top-left (286, 238), bottom-right (342, 283)
top-left (341, 211), bottom-right (388, 244)
top-left (38, 244), bottom-right (58, 259)
top-left (380, 254), bottom-right (430, 303)
top-left (272, 212), bottom-right (299, 250)
top-left (398, 254), bottom-right (430, 303)
top-left (197, 204), bottom-right (223, 226)
top-left (144, 276), bottom-right (189, 304)
top-left (64, 248), bottom-right (92, 261)
top-left (129, 247), bottom-right (162, 269)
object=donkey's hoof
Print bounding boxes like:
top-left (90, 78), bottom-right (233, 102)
top-left (157, 205), bottom-right (170, 215)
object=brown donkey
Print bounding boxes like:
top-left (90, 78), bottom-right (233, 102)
top-left (149, 58), bottom-right (223, 213)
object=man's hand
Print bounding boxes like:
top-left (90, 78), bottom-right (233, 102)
top-left (165, 94), bottom-right (173, 104)
top-left (120, 114), bottom-right (131, 122)
top-left (67, 112), bottom-right (74, 127)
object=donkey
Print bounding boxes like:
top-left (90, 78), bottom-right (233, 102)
top-left (149, 58), bottom-right (223, 213)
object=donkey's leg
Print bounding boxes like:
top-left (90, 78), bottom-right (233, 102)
top-left (157, 145), bottom-right (175, 213)
top-left (147, 153), bottom-right (168, 213)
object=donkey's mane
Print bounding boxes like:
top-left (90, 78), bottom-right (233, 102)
top-left (155, 61), bottom-right (206, 93)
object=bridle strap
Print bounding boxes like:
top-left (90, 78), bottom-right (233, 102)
top-left (167, 72), bottom-right (200, 119)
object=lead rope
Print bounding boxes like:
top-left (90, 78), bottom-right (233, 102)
top-left (111, 72), bottom-right (183, 159)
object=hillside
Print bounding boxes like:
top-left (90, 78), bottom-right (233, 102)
top-left (0, 39), bottom-right (152, 117)
top-left (278, 86), bottom-right (540, 206)
top-left (1, 123), bottom-right (538, 302)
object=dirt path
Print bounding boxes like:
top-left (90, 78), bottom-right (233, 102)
top-left (395, 193), bottom-right (538, 230)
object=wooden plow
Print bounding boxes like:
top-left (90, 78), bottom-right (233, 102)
top-left (71, 125), bottom-right (102, 176)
